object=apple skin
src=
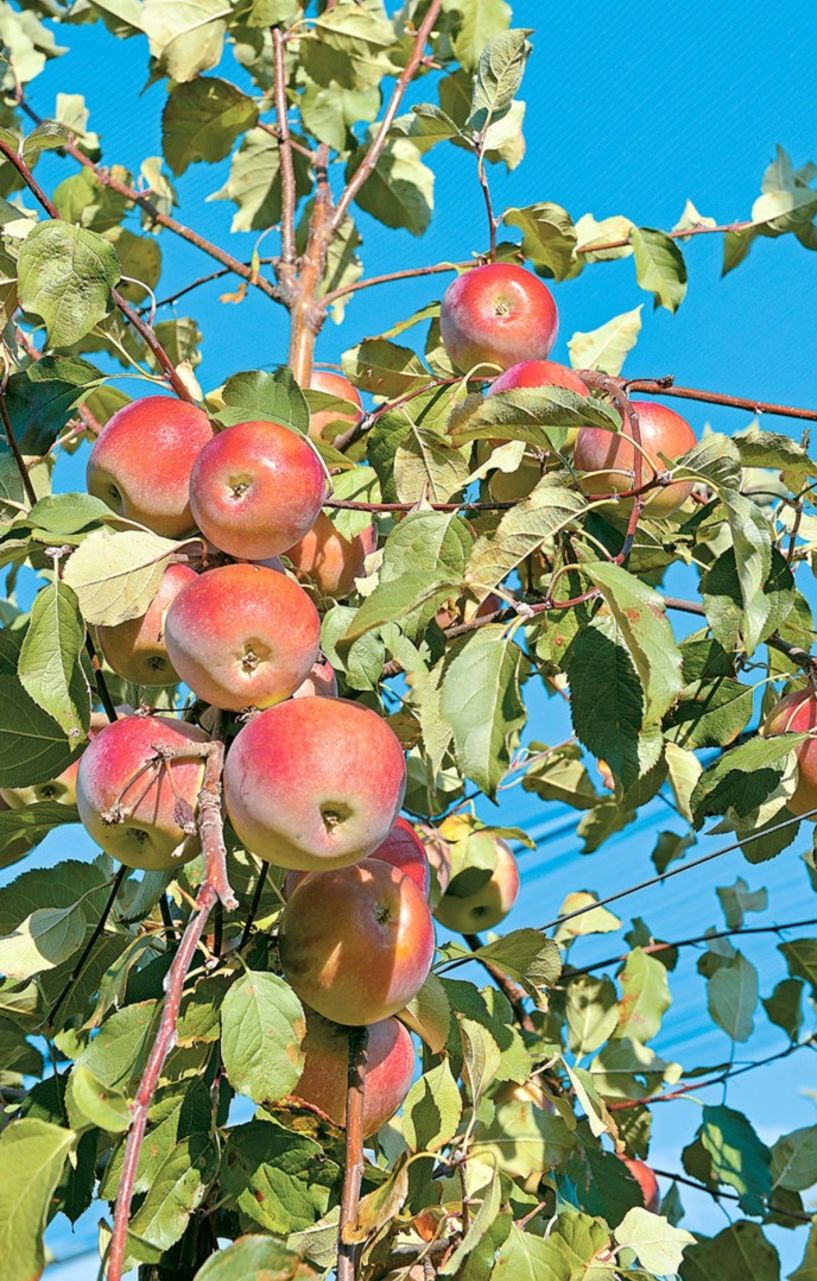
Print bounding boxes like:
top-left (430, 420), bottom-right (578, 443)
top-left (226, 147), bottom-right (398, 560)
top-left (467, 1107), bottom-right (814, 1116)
top-left (292, 1011), bottom-right (414, 1136)
top-left (223, 697), bottom-right (407, 870)
top-left (434, 837), bottom-right (520, 933)
top-left (164, 563), bottom-right (320, 711)
top-left (489, 358), bottom-right (588, 399)
top-left (279, 858), bottom-right (435, 1025)
top-left (284, 815), bottom-right (431, 899)
top-left (292, 654), bottom-right (338, 700)
top-left (189, 419), bottom-right (327, 561)
top-left (286, 512), bottom-right (376, 599)
top-left (763, 689), bottom-right (817, 817)
top-left (440, 264), bottom-right (559, 374)
top-left (95, 563), bottom-right (197, 686)
top-left (573, 401), bottom-right (696, 518)
top-left (621, 1157), bottom-right (660, 1213)
top-left (308, 370), bottom-right (363, 443)
top-left (87, 397), bottom-right (213, 537)
top-left (76, 715), bottom-right (208, 871)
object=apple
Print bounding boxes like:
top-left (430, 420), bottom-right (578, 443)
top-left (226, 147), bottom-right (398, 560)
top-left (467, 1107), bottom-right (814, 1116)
top-left (164, 563), bottom-right (320, 711)
top-left (621, 1157), bottom-right (660, 1213)
top-left (284, 815), bottom-right (430, 899)
top-left (86, 397), bottom-right (213, 537)
top-left (76, 715), bottom-right (209, 870)
top-left (188, 419), bottom-right (327, 561)
top-left (223, 696), bottom-right (406, 870)
top-left (95, 563), bottom-right (197, 686)
top-left (573, 401), bottom-right (696, 518)
top-left (0, 795), bottom-right (39, 869)
top-left (286, 512), bottom-right (376, 599)
top-left (292, 654), bottom-right (339, 699)
top-left (278, 858), bottom-right (435, 1024)
top-left (489, 359), bottom-right (589, 400)
top-left (308, 370), bottom-right (363, 443)
top-left (292, 1010), bottom-right (414, 1136)
top-left (434, 836), bottom-right (520, 933)
top-left (763, 689), bottom-right (817, 817)
top-left (440, 263), bottom-right (558, 374)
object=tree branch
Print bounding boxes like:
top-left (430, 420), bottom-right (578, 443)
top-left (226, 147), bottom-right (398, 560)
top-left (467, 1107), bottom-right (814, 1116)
top-left (474, 141), bottom-right (497, 260)
top-left (649, 1165), bottom-right (814, 1224)
top-left (272, 26), bottom-right (297, 270)
top-left (336, 1025), bottom-right (369, 1281)
top-left (329, 0), bottom-right (442, 236)
top-left (322, 260), bottom-right (472, 305)
top-left (575, 217), bottom-right (755, 256)
top-left (105, 736), bottom-right (235, 1281)
top-left (623, 375), bottom-right (817, 423)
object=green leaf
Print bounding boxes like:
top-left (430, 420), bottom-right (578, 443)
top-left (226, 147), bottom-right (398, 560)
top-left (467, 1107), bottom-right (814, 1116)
top-left (216, 367), bottom-right (309, 435)
top-left (17, 222), bottom-right (120, 348)
top-left (77, 1000), bottom-right (159, 1092)
top-left (770, 1125), bottom-right (817, 1192)
top-left (220, 971), bottom-right (305, 1105)
top-left (664, 678), bottom-right (754, 750)
top-left (162, 77), bottom-right (258, 176)
top-left (452, 385), bottom-right (618, 446)
top-left (0, 902), bottom-right (88, 980)
top-left (583, 561), bottom-right (684, 724)
top-left (66, 1064), bottom-right (131, 1133)
top-left (0, 675), bottom-right (80, 788)
top-left (459, 1016), bottom-right (501, 1106)
top-left (141, 0), bottom-right (227, 81)
top-left (221, 1119), bottom-right (340, 1234)
top-left (345, 138), bottom-right (434, 236)
top-left (4, 354), bottom-right (103, 456)
top-left (614, 1207), bottom-right (695, 1274)
top-left (701, 545), bottom-right (793, 656)
top-left (18, 581), bottom-right (88, 737)
top-left (467, 479), bottom-right (584, 593)
top-left (631, 227), bottom-right (688, 311)
top-left (691, 734), bottom-right (804, 825)
top-left (63, 526), bottom-right (181, 626)
top-left (402, 1059), bottom-right (462, 1151)
top-left (707, 950), bottom-right (758, 1042)
top-left (720, 491), bottom-right (775, 655)
top-left (341, 569), bottom-right (460, 644)
top-left (342, 337), bottom-right (430, 397)
top-left (0, 1118), bottom-right (75, 1281)
top-left (303, 81), bottom-right (380, 153)
top-left (762, 978), bottom-right (803, 1042)
top-left (449, 0), bottom-right (512, 71)
top-left (192, 1236), bottom-right (306, 1280)
top-left (555, 891), bottom-right (621, 942)
top-left (682, 1221), bottom-right (780, 1281)
top-left (468, 29), bottom-right (531, 133)
top-left (567, 306), bottom-right (643, 376)
top-left (733, 423), bottom-right (817, 476)
top-left (615, 948), bottom-right (671, 1044)
top-left (439, 1169), bottom-right (503, 1276)
top-left (565, 619), bottom-right (646, 790)
top-left (391, 102), bottom-right (463, 153)
top-left (566, 974), bottom-right (618, 1054)
top-left (440, 625), bottom-right (526, 796)
top-left (0, 800), bottom-right (78, 856)
top-left (472, 928), bottom-right (562, 989)
top-left (779, 937), bottom-right (817, 995)
top-left (398, 972), bottom-right (451, 1053)
top-left (505, 202), bottom-right (577, 281)
top-left (209, 126), bottom-right (310, 233)
top-left (716, 877), bottom-right (768, 930)
top-left (699, 1104), bottom-right (772, 1214)
top-left (127, 1133), bottom-right (219, 1264)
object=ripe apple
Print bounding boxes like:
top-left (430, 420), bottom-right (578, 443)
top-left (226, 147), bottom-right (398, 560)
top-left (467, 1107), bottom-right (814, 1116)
top-left (286, 512), bottom-right (376, 599)
top-left (164, 563), bottom-right (320, 711)
top-left (440, 263), bottom-right (559, 374)
top-left (284, 815), bottom-right (430, 899)
top-left (292, 654), bottom-right (338, 699)
top-left (95, 563), bottom-right (197, 686)
top-left (434, 836), bottom-right (520, 933)
top-left (76, 715), bottom-right (208, 870)
top-left (621, 1157), bottom-right (660, 1213)
top-left (0, 795), bottom-right (39, 869)
top-left (292, 1011), bottom-right (414, 1136)
top-left (86, 397), bottom-right (213, 537)
top-left (573, 401), bottom-right (696, 518)
top-left (763, 689), bottom-right (817, 817)
top-left (278, 858), bottom-right (435, 1024)
top-left (223, 696), bottom-right (406, 870)
top-left (308, 370), bottom-right (363, 443)
top-left (189, 419), bottom-right (327, 561)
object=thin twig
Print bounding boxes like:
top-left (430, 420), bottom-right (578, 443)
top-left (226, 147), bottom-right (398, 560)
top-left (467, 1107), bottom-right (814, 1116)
top-left (575, 217), bottom-right (755, 256)
top-left (0, 393), bottom-right (36, 504)
top-left (474, 141), bottom-right (497, 260)
top-left (337, 1026), bottom-right (369, 1281)
top-left (272, 26), bottom-right (297, 269)
top-left (322, 260), bottom-right (472, 305)
top-left (45, 865), bottom-right (127, 1031)
top-left (649, 1166), bottom-right (813, 1224)
top-left (623, 375), bottom-right (817, 424)
top-left (239, 862), bottom-right (270, 949)
top-left (329, 0), bottom-right (442, 235)
top-left (85, 633), bottom-right (119, 724)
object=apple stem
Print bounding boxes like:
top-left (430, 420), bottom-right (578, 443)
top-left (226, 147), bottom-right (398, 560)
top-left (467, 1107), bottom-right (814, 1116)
top-left (337, 1025), bottom-right (370, 1281)
top-left (474, 140), bottom-right (497, 261)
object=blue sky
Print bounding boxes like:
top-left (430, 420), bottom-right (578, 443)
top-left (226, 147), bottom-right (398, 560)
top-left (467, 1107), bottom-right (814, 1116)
top-left (12, 0), bottom-right (817, 1274)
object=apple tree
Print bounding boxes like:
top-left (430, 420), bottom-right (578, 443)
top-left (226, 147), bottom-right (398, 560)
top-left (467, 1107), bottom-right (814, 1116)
top-left (0, 2), bottom-right (816, 1279)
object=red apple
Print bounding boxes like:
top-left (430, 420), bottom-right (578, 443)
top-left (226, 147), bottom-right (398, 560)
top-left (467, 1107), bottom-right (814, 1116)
top-left (223, 697), bottom-right (406, 871)
top-left (292, 1011), bottom-right (414, 1136)
top-left (308, 370), bottom-right (363, 443)
top-left (95, 563), bottom-right (197, 686)
top-left (76, 715), bottom-right (208, 870)
top-left (763, 689), bottom-right (817, 817)
top-left (573, 401), bottom-right (696, 518)
top-left (86, 397), bottom-right (213, 537)
top-left (188, 420), bottom-right (327, 561)
top-left (284, 815), bottom-right (430, 899)
top-left (621, 1157), bottom-right (660, 1213)
top-left (164, 563), bottom-right (320, 711)
top-left (292, 654), bottom-right (339, 699)
top-left (286, 512), bottom-right (376, 599)
top-left (440, 264), bottom-right (558, 374)
top-left (489, 359), bottom-right (589, 399)
top-left (434, 837), bottom-right (520, 933)
top-left (279, 858), bottom-right (435, 1024)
